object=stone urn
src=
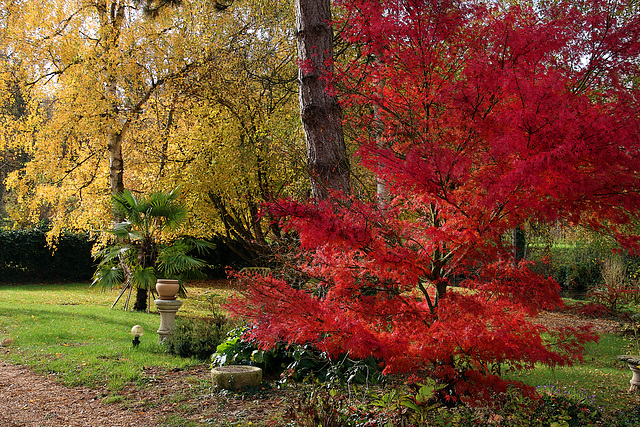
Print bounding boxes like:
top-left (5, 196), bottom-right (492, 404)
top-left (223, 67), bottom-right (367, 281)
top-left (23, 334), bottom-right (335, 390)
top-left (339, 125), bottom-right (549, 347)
top-left (617, 355), bottom-right (640, 392)
top-left (156, 279), bottom-right (180, 300)
top-left (211, 365), bottom-right (262, 391)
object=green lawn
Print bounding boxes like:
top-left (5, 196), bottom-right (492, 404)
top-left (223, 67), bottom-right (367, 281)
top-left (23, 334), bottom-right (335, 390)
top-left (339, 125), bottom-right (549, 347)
top-left (508, 334), bottom-right (640, 413)
top-left (0, 282), bottom-right (232, 390)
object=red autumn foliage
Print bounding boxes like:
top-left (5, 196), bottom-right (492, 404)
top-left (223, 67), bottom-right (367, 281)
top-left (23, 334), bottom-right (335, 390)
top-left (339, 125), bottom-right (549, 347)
top-left (227, 0), bottom-right (640, 405)
top-left (573, 302), bottom-right (614, 319)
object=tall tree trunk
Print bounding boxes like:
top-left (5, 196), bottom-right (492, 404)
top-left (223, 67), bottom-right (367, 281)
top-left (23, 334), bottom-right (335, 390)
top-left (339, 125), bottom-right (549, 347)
top-left (295, 0), bottom-right (350, 200)
top-left (98, 1), bottom-right (142, 308)
top-left (107, 110), bottom-right (125, 197)
top-left (97, 1), bottom-right (126, 201)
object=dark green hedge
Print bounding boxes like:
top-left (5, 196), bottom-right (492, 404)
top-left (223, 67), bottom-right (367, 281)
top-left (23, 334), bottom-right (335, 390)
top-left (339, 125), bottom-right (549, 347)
top-left (0, 228), bottom-right (95, 282)
top-left (0, 228), bottom-right (254, 283)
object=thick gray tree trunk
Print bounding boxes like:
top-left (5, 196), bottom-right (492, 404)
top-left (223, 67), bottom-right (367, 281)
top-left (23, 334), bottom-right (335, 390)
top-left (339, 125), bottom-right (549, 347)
top-left (295, 0), bottom-right (350, 200)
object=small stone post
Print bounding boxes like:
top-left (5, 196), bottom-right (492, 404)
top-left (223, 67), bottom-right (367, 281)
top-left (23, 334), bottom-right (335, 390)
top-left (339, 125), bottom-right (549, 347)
top-left (154, 299), bottom-right (183, 343)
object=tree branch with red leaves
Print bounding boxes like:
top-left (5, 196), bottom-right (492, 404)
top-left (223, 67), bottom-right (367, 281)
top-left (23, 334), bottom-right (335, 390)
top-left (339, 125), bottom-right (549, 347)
top-left (228, 0), bottom-right (639, 405)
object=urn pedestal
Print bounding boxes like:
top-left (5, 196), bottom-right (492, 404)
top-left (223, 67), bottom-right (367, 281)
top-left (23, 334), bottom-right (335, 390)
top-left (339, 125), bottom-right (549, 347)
top-left (617, 355), bottom-right (640, 392)
top-left (154, 299), bottom-right (183, 343)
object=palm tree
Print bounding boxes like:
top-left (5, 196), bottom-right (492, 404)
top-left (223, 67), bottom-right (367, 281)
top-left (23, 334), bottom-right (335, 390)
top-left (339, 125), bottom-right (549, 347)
top-left (92, 187), bottom-right (213, 311)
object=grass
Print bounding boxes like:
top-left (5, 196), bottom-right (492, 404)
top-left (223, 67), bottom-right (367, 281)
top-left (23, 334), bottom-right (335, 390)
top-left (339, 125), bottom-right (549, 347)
top-left (508, 334), bottom-right (639, 412)
top-left (0, 282), bottom-right (235, 391)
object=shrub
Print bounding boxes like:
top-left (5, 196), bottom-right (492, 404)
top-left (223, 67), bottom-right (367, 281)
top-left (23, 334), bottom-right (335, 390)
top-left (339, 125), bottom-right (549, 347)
top-left (282, 383), bottom-right (604, 427)
top-left (164, 314), bottom-right (230, 361)
top-left (211, 327), bottom-right (383, 384)
top-left (586, 256), bottom-right (639, 314)
top-left (528, 242), bottom-right (602, 297)
top-left (612, 404), bottom-right (640, 427)
top-left (572, 302), bottom-right (613, 318)
top-left (196, 236), bottom-right (252, 278)
top-left (587, 284), bottom-right (635, 314)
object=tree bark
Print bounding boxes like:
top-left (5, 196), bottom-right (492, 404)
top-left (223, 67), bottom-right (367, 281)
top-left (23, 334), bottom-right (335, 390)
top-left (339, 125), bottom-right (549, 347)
top-left (295, 0), bottom-right (350, 200)
top-left (107, 118), bottom-right (125, 197)
top-left (513, 224), bottom-right (526, 264)
top-left (97, 1), bottom-right (126, 200)
top-left (133, 288), bottom-right (148, 312)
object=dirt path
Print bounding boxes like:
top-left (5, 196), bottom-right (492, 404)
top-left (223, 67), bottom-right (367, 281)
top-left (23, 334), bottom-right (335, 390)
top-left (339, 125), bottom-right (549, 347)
top-left (0, 361), bottom-right (160, 427)
top-left (0, 360), bottom-right (288, 427)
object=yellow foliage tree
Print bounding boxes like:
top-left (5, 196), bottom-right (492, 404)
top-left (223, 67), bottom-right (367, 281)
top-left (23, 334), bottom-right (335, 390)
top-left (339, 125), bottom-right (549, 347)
top-left (3, 0), bottom-right (307, 264)
top-left (0, 2), bottom-right (34, 226)
top-left (2, 0), bottom-right (215, 233)
top-left (2, 0), bottom-right (303, 240)
top-left (156, 1), bottom-right (306, 261)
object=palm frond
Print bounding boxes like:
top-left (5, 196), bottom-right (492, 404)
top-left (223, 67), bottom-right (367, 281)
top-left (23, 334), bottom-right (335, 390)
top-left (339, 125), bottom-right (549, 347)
top-left (157, 250), bottom-right (208, 277)
top-left (95, 246), bottom-right (132, 265)
top-left (91, 266), bottom-right (124, 290)
top-left (182, 237), bottom-right (216, 255)
top-left (148, 190), bottom-right (187, 230)
top-left (109, 221), bottom-right (142, 241)
top-left (132, 266), bottom-right (157, 291)
top-left (113, 190), bottom-right (142, 223)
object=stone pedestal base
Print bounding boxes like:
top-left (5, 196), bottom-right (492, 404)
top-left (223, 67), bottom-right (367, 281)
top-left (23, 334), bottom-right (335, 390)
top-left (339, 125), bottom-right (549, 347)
top-left (154, 299), bottom-right (183, 343)
top-left (211, 365), bottom-right (262, 390)
top-left (628, 364), bottom-right (640, 392)
top-left (617, 355), bottom-right (640, 392)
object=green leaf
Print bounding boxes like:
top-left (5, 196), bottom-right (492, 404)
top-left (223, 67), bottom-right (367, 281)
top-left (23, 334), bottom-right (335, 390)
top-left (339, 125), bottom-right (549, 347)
top-left (132, 266), bottom-right (156, 291)
top-left (91, 266), bottom-right (123, 290)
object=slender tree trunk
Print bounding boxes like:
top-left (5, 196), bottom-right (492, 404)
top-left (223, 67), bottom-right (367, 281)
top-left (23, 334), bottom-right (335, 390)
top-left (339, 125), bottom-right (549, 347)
top-left (98, 2), bottom-right (142, 308)
top-left (513, 224), bottom-right (526, 264)
top-left (375, 99), bottom-right (388, 207)
top-left (107, 112), bottom-right (125, 197)
top-left (295, 0), bottom-right (350, 200)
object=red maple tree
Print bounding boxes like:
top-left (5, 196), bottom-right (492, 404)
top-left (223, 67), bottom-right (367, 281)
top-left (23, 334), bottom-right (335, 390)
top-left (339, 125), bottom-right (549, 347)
top-left (228, 0), bottom-right (640, 404)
